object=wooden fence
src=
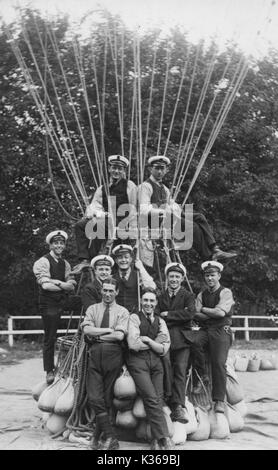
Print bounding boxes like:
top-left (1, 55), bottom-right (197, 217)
top-left (1, 314), bottom-right (278, 347)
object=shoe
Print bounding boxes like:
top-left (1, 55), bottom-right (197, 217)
top-left (214, 400), bottom-right (225, 413)
top-left (212, 247), bottom-right (237, 261)
top-left (170, 404), bottom-right (189, 424)
top-left (158, 437), bottom-right (175, 450)
top-left (150, 439), bottom-right (160, 450)
top-left (46, 370), bottom-right (55, 385)
top-left (70, 260), bottom-right (91, 275)
top-left (99, 436), bottom-right (119, 451)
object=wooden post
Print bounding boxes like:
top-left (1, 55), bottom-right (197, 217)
top-left (244, 317), bottom-right (250, 342)
top-left (8, 317), bottom-right (14, 347)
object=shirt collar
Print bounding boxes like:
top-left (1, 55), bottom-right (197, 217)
top-left (101, 300), bottom-right (117, 309)
top-left (141, 310), bottom-right (155, 322)
top-left (119, 267), bottom-right (131, 280)
top-left (168, 286), bottom-right (181, 297)
top-left (150, 175), bottom-right (164, 187)
top-left (49, 250), bottom-right (62, 262)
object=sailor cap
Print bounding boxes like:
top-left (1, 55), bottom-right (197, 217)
top-left (91, 255), bottom-right (114, 269)
top-left (112, 244), bottom-right (133, 256)
top-left (46, 230), bottom-right (68, 245)
top-left (148, 155), bottom-right (170, 166)
top-left (165, 262), bottom-right (187, 277)
top-left (201, 261), bottom-right (224, 273)
top-left (108, 155), bottom-right (129, 167)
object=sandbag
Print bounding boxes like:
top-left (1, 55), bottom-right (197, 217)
top-left (184, 398), bottom-right (198, 435)
top-left (135, 420), bottom-right (152, 442)
top-left (224, 403), bottom-right (244, 432)
top-left (46, 413), bottom-right (67, 435)
top-left (116, 410), bottom-right (138, 428)
top-left (270, 354), bottom-right (278, 370)
top-left (38, 377), bottom-right (67, 413)
top-left (172, 421), bottom-right (187, 445)
top-left (113, 397), bottom-right (135, 411)
top-left (209, 409), bottom-right (230, 439)
top-left (226, 372), bottom-right (244, 405)
top-left (32, 380), bottom-right (49, 402)
top-left (187, 407), bottom-right (210, 441)
top-left (247, 355), bottom-right (261, 372)
top-left (260, 358), bottom-right (275, 370)
top-left (233, 400), bottom-right (248, 418)
top-left (234, 355), bottom-right (249, 372)
top-left (54, 377), bottom-right (75, 415)
top-left (133, 397), bottom-right (146, 419)
top-left (114, 367), bottom-right (137, 399)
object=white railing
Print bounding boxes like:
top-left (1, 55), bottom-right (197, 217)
top-left (0, 315), bottom-right (81, 347)
top-left (0, 314), bottom-right (278, 347)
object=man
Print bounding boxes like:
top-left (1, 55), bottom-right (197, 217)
top-left (138, 155), bottom-right (237, 265)
top-left (82, 277), bottom-right (129, 450)
top-left (112, 244), bottom-right (156, 313)
top-left (33, 230), bottom-right (76, 384)
top-left (72, 155), bottom-right (138, 274)
top-left (157, 262), bottom-right (196, 423)
top-left (126, 288), bottom-right (173, 450)
top-left (81, 255), bottom-right (114, 311)
top-left (194, 260), bottom-right (235, 413)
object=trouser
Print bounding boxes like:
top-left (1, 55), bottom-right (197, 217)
top-left (170, 347), bottom-right (191, 408)
top-left (179, 212), bottom-right (216, 261)
top-left (40, 304), bottom-right (62, 372)
top-left (194, 326), bottom-right (233, 401)
top-left (74, 218), bottom-right (105, 260)
top-left (86, 342), bottom-right (124, 416)
top-left (126, 350), bottom-right (169, 440)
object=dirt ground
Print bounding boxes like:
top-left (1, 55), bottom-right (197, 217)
top-left (1, 340), bottom-right (278, 451)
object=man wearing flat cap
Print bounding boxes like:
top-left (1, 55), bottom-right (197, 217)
top-left (194, 260), bottom-right (235, 413)
top-left (138, 155), bottom-right (237, 269)
top-left (33, 230), bottom-right (77, 384)
top-left (81, 255), bottom-right (114, 311)
top-left (112, 243), bottom-right (156, 313)
top-left (72, 155), bottom-right (138, 274)
top-left (157, 262), bottom-right (196, 423)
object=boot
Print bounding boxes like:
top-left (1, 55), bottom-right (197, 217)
top-left (214, 400), bottom-right (225, 413)
top-left (158, 437), bottom-right (175, 450)
top-left (90, 415), bottom-right (101, 450)
top-left (170, 404), bottom-right (189, 423)
top-left (211, 246), bottom-right (237, 261)
top-left (98, 413), bottom-right (119, 450)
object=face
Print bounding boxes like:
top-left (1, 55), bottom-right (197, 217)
top-left (141, 292), bottom-right (157, 316)
top-left (204, 270), bottom-right (221, 289)
top-left (101, 282), bottom-right (118, 304)
top-left (94, 265), bottom-right (112, 282)
top-left (116, 252), bottom-right (132, 270)
top-left (167, 271), bottom-right (183, 290)
top-left (49, 239), bottom-right (66, 256)
top-left (109, 163), bottom-right (126, 181)
top-left (150, 164), bottom-right (168, 182)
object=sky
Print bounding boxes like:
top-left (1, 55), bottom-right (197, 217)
top-left (1, 0), bottom-right (278, 58)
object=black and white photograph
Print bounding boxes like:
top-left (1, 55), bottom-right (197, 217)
top-left (1, 0), bottom-right (278, 454)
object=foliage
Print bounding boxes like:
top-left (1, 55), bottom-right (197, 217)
top-left (0, 8), bottom-right (278, 325)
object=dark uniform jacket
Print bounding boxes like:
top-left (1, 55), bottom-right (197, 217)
top-left (157, 286), bottom-right (196, 350)
top-left (81, 279), bottom-right (103, 311)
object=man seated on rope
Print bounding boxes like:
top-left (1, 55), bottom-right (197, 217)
top-left (193, 260), bottom-right (235, 413)
top-left (81, 277), bottom-right (129, 450)
top-left (112, 244), bottom-right (156, 313)
top-left (71, 155), bottom-right (138, 275)
top-left (81, 255), bottom-right (114, 311)
top-left (126, 288), bottom-right (174, 450)
top-left (33, 230), bottom-right (77, 385)
top-left (138, 155), bottom-right (237, 271)
top-left (157, 262), bottom-right (197, 424)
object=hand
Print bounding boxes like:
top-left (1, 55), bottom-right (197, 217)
top-left (140, 336), bottom-right (151, 344)
top-left (160, 311), bottom-right (168, 317)
top-left (95, 210), bottom-right (106, 218)
top-left (68, 279), bottom-right (77, 286)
